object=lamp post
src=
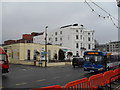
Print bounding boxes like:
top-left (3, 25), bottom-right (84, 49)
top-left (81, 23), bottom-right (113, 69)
top-left (45, 26), bottom-right (48, 67)
top-left (117, 0), bottom-right (120, 56)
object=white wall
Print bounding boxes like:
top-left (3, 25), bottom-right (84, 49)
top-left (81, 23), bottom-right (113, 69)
top-left (48, 25), bottom-right (95, 57)
top-left (33, 24), bottom-right (95, 57)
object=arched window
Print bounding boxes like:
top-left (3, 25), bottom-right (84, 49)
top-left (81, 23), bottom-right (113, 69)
top-left (27, 50), bottom-right (30, 60)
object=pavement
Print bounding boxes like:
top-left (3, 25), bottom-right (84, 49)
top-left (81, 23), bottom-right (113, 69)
top-left (9, 60), bottom-right (72, 67)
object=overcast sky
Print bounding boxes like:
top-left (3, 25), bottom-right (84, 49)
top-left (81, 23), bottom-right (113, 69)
top-left (2, 1), bottom-right (118, 44)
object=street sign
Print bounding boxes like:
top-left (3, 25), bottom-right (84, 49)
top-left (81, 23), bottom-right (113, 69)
top-left (41, 52), bottom-right (48, 55)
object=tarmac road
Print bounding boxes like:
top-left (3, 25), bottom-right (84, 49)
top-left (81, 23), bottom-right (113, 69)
top-left (2, 64), bottom-right (120, 90)
top-left (2, 64), bottom-right (92, 90)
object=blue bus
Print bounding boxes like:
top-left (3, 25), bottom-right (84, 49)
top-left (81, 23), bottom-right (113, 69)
top-left (83, 51), bottom-right (120, 72)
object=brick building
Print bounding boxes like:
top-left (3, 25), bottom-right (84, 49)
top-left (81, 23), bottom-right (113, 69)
top-left (4, 32), bottom-right (41, 45)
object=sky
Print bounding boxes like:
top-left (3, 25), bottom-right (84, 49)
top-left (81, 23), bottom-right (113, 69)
top-left (1, 1), bottom-right (119, 44)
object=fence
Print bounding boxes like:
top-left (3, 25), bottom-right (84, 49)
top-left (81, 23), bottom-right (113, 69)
top-left (31, 85), bottom-right (62, 90)
top-left (64, 78), bottom-right (89, 90)
top-left (31, 67), bottom-right (120, 90)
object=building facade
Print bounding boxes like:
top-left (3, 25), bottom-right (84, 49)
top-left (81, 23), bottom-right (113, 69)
top-left (33, 32), bottom-right (45, 44)
top-left (97, 41), bottom-right (120, 55)
top-left (3, 43), bottom-right (60, 62)
top-left (33, 24), bottom-right (95, 57)
top-left (4, 32), bottom-right (42, 45)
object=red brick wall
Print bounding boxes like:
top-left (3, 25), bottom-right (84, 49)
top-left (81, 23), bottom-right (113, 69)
top-left (22, 34), bottom-right (33, 40)
top-left (4, 40), bottom-right (16, 45)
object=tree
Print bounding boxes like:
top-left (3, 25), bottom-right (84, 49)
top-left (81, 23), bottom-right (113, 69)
top-left (58, 49), bottom-right (65, 61)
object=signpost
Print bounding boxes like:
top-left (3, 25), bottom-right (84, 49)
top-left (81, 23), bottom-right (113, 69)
top-left (45, 26), bottom-right (48, 67)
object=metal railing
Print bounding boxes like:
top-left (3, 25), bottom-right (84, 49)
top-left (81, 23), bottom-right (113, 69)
top-left (109, 74), bottom-right (120, 90)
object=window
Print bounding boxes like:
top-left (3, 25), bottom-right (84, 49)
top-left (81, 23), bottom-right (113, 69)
top-left (4, 50), bottom-right (7, 53)
top-left (76, 43), bottom-right (79, 48)
top-left (0, 54), bottom-right (6, 61)
top-left (55, 32), bottom-right (57, 35)
top-left (55, 37), bottom-right (57, 41)
top-left (92, 37), bottom-right (94, 41)
top-left (27, 50), bottom-right (30, 60)
top-left (88, 44), bottom-right (91, 49)
top-left (76, 35), bottom-right (79, 39)
top-left (76, 51), bottom-right (79, 56)
top-left (88, 37), bottom-right (90, 41)
top-left (34, 50), bottom-right (37, 60)
top-left (88, 32), bottom-right (90, 35)
top-left (80, 35), bottom-right (82, 40)
top-left (81, 43), bottom-right (82, 47)
top-left (60, 31), bottom-right (62, 34)
top-left (60, 37), bottom-right (62, 41)
top-left (76, 30), bottom-right (78, 32)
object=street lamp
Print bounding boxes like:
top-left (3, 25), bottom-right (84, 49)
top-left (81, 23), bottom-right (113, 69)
top-left (116, 0), bottom-right (120, 57)
top-left (45, 26), bottom-right (48, 67)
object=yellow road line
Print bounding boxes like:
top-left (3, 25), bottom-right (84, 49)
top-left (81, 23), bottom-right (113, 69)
top-left (36, 79), bottom-right (46, 82)
top-left (16, 82), bottom-right (27, 86)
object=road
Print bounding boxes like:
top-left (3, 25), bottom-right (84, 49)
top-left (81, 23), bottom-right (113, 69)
top-left (2, 64), bottom-right (94, 90)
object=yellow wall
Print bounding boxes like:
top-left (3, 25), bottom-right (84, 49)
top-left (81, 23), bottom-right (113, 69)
top-left (3, 44), bottom-right (20, 61)
top-left (3, 43), bottom-right (60, 62)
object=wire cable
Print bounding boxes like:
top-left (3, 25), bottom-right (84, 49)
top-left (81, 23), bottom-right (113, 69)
top-left (84, 0), bottom-right (119, 29)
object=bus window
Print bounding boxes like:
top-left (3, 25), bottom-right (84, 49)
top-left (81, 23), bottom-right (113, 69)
top-left (0, 54), bottom-right (7, 61)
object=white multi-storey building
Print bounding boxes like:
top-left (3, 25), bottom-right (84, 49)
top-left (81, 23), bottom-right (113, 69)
top-left (33, 24), bottom-right (95, 57)
top-left (33, 32), bottom-right (45, 44)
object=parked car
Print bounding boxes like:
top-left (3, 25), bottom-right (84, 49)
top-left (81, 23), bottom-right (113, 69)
top-left (72, 57), bottom-right (85, 68)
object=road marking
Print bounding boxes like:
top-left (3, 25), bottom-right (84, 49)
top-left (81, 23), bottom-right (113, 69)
top-left (36, 79), bottom-right (46, 82)
top-left (53, 77), bottom-right (60, 79)
top-left (16, 82), bottom-right (27, 86)
top-left (22, 69), bottom-right (27, 71)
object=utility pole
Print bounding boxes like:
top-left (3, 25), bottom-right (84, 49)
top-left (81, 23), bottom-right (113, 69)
top-left (45, 26), bottom-right (48, 67)
top-left (117, 0), bottom-right (120, 40)
top-left (116, 0), bottom-right (120, 63)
